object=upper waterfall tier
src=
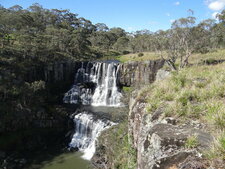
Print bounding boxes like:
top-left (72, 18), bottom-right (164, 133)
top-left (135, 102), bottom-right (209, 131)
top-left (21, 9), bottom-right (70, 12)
top-left (63, 62), bottom-right (122, 107)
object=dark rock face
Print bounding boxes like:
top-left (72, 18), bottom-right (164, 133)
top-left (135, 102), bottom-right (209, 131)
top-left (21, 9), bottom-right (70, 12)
top-left (118, 60), bottom-right (165, 87)
top-left (129, 95), bottom-right (213, 169)
top-left (26, 59), bottom-right (165, 89)
top-left (26, 60), bottom-right (82, 83)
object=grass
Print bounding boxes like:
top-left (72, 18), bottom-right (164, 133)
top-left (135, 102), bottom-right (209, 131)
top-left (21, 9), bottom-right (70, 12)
top-left (206, 131), bottom-right (225, 161)
top-left (114, 49), bottom-right (225, 64)
top-left (190, 49), bottom-right (225, 65)
top-left (146, 63), bottom-right (225, 127)
top-left (185, 135), bottom-right (199, 149)
top-left (140, 62), bottom-right (225, 162)
top-left (116, 51), bottom-right (160, 63)
top-left (122, 86), bottom-right (132, 93)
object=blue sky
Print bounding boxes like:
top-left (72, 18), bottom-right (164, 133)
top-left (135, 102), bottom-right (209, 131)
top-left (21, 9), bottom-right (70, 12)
top-left (0, 0), bottom-right (225, 32)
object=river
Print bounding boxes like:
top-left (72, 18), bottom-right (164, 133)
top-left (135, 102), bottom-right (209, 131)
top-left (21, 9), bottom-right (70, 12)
top-left (27, 151), bottom-right (90, 169)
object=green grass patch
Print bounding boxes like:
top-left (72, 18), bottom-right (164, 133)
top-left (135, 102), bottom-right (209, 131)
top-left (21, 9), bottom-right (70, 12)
top-left (185, 135), bottom-right (199, 149)
top-left (206, 132), bottom-right (225, 161)
top-left (144, 62), bottom-right (225, 162)
top-left (122, 86), bottom-right (132, 93)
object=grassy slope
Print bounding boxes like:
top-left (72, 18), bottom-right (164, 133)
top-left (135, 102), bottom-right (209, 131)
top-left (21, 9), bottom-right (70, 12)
top-left (116, 51), bottom-right (160, 62)
top-left (190, 49), bottom-right (225, 65)
top-left (141, 62), bottom-right (225, 163)
top-left (116, 49), bottom-right (225, 63)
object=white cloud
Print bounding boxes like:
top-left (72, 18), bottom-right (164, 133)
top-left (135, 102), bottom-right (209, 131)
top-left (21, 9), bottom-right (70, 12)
top-left (170, 19), bottom-right (175, 23)
top-left (174, 1), bottom-right (180, 6)
top-left (207, 0), bottom-right (225, 11)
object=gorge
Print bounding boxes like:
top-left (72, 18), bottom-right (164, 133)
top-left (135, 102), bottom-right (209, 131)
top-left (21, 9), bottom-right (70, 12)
top-left (1, 3), bottom-right (225, 168)
top-left (1, 58), bottom-right (221, 169)
top-left (64, 60), bottom-right (164, 162)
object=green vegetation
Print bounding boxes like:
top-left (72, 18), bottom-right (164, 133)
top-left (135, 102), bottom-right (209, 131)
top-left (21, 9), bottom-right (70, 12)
top-left (98, 120), bottom-right (137, 169)
top-left (138, 53), bottom-right (144, 57)
top-left (122, 86), bottom-right (132, 93)
top-left (185, 135), bottom-right (199, 149)
top-left (144, 62), bottom-right (225, 162)
top-left (206, 133), bottom-right (225, 161)
top-left (147, 63), bottom-right (225, 128)
top-left (190, 49), bottom-right (225, 65)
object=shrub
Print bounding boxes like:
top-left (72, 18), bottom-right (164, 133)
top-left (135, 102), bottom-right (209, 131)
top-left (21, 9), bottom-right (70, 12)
top-left (185, 135), bottom-right (199, 149)
top-left (122, 50), bottom-right (130, 55)
top-left (138, 53), bottom-right (144, 57)
top-left (122, 86), bottom-right (132, 93)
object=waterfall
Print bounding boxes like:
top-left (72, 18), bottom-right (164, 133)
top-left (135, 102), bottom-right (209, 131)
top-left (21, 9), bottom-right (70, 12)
top-left (69, 112), bottom-right (116, 160)
top-left (63, 61), bottom-right (122, 107)
top-left (65, 61), bottom-right (121, 160)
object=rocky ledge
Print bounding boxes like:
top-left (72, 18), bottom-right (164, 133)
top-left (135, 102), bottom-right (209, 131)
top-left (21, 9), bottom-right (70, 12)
top-left (129, 91), bottom-right (214, 169)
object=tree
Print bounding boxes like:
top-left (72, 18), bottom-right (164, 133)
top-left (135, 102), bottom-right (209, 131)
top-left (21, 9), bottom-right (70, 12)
top-left (213, 10), bottom-right (225, 48)
top-left (95, 23), bottom-right (109, 32)
top-left (162, 16), bottom-right (197, 69)
top-left (193, 19), bottom-right (216, 53)
top-left (113, 37), bottom-right (129, 52)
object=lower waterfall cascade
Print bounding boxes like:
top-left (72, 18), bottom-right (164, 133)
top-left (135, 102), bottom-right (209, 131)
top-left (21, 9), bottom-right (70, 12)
top-left (63, 61), bottom-right (122, 107)
top-left (69, 112), bottom-right (116, 160)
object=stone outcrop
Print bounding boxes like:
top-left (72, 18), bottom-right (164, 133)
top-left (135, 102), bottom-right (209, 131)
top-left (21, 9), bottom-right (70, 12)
top-left (26, 59), bottom-right (165, 89)
top-left (129, 92), bottom-right (213, 169)
top-left (119, 60), bottom-right (165, 87)
top-left (26, 60), bottom-right (82, 83)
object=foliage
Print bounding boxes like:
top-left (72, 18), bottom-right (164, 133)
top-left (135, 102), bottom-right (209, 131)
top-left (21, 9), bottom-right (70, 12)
top-left (185, 135), bottom-right (199, 149)
top-left (98, 120), bottom-right (137, 169)
top-left (138, 53), bottom-right (144, 57)
top-left (122, 86), bottom-right (132, 93)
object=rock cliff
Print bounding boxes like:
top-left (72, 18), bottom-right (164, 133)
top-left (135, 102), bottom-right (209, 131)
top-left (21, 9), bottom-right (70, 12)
top-left (129, 87), bottom-right (213, 169)
top-left (119, 60), bottom-right (165, 87)
top-left (26, 59), bottom-right (165, 87)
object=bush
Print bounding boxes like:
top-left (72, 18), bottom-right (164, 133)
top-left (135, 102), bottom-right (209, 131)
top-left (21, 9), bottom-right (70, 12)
top-left (122, 50), bottom-right (130, 55)
top-left (138, 53), bottom-right (144, 57)
top-left (122, 86), bottom-right (132, 93)
top-left (185, 135), bottom-right (198, 149)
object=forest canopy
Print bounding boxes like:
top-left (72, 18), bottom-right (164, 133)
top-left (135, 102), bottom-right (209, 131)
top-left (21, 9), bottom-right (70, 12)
top-left (1, 4), bottom-right (225, 63)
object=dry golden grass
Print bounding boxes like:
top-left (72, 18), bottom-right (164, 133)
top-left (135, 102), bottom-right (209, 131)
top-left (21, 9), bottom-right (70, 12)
top-left (117, 49), bottom-right (225, 64)
top-left (116, 51), bottom-right (160, 62)
top-left (190, 49), bottom-right (225, 65)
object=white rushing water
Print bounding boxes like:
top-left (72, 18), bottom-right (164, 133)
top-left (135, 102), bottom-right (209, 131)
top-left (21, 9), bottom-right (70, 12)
top-left (65, 61), bottom-right (122, 160)
top-left (69, 112), bottom-right (116, 160)
top-left (63, 62), bottom-right (122, 107)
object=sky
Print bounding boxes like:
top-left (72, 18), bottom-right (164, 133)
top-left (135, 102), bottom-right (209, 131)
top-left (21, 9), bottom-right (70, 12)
top-left (0, 0), bottom-right (225, 32)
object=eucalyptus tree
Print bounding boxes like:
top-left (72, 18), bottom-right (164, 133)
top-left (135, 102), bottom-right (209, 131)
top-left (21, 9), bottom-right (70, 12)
top-left (113, 36), bottom-right (129, 52)
top-left (213, 10), bottom-right (225, 48)
top-left (193, 19), bottom-right (216, 52)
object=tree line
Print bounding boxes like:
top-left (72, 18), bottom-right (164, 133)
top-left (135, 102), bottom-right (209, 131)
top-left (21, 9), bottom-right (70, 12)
top-left (1, 4), bottom-right (225, 63)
